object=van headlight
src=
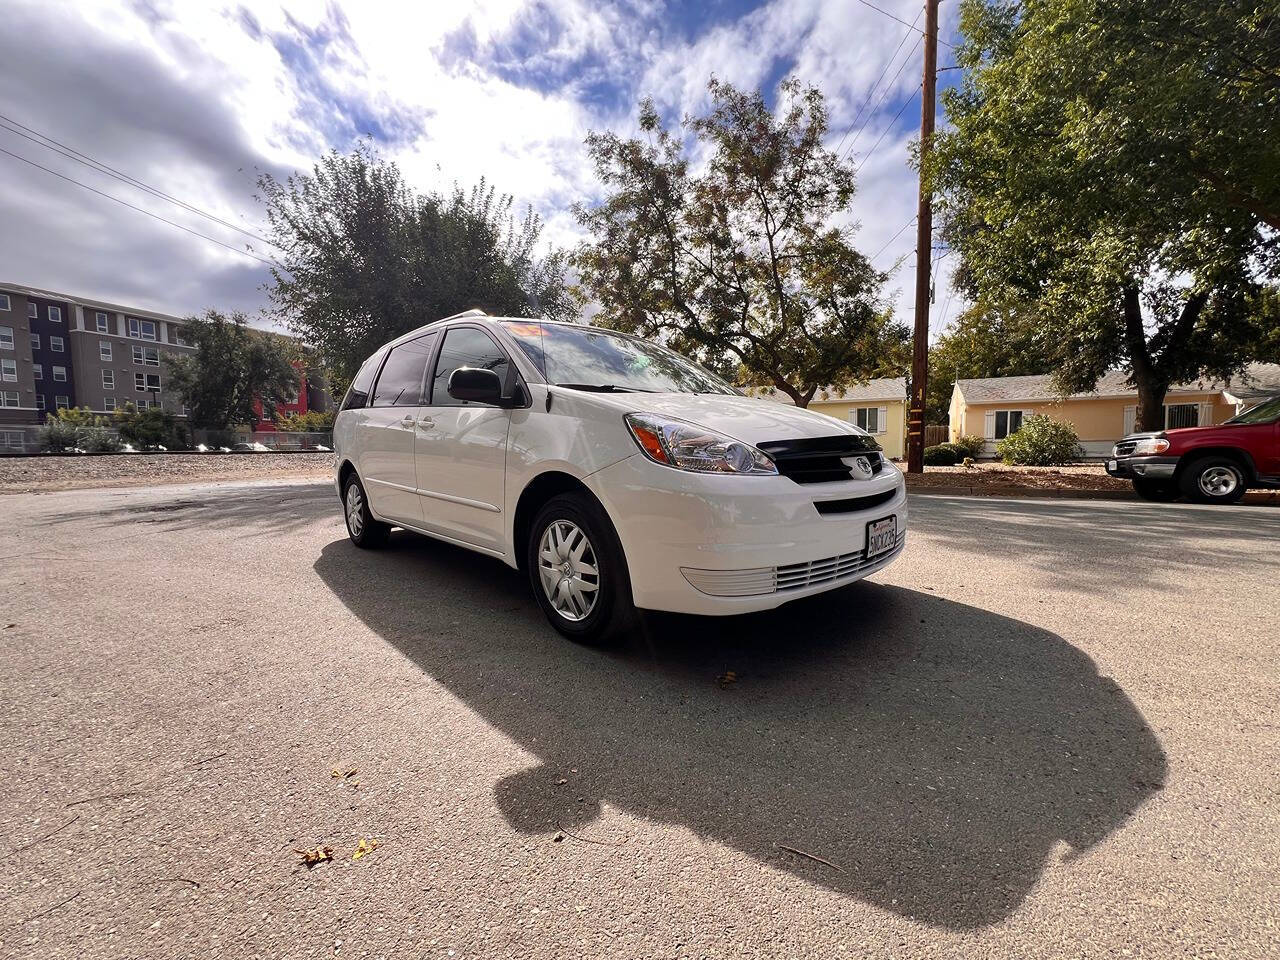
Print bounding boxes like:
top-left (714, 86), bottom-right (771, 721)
top-left (624, 413), bottom-right (778, 475)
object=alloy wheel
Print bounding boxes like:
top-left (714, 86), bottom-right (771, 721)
top-left (345, 483), bottom-right (365, 538)
top-left (537, 520), bottom-right (600, 621)
top-left (1198, 466), bottom-right (1239, 498)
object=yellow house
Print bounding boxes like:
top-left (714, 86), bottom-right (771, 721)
top-left (749, 378), bottom-right (909, 459)
top-left (949, 364), bottom-right (1280, 458)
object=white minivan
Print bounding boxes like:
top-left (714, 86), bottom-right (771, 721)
top-left (333, 311), bottom-right (907, 642)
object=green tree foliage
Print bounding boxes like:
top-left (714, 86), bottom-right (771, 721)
top-left (926, 300), bottom-right (1057, 421)
top-left (996, 414), bottom-right (1083, 465)
top-left (926, 0), bottom-right (1280, 429)
top-left (167, 310), bottom-right (299, 431)
top-left (574, 78), bottom-right (910, 406)
top-left (274, 409), bottom-right (335, 432)
top-left (38, 407), bottom-right (116, 453)
top-left (258, 143), bottom-right (576, 388)
top-left (112, 403), bottom-right (188, 450)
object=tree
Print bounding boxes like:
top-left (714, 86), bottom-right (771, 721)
top-left (925, 0), bottom-right (1280, 429)
top-left (258, 143), bottom-right (576, 390)
top-left (926, 299), bottom-right (1057, 421)
top-left (574, 78), bottom-right (910, 407)
top-left (167, 310), bottom-right (299, 430)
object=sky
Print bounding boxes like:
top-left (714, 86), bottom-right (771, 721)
top-left (0, 0), bottom-right (962, 337)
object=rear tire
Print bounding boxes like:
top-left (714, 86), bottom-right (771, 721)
top-left (343, 473), bottom-right (390, 548)
top-left (1132, 478), bottom-right (1179, 502)
top-left (527, 493), bottom-right (634, 644)
top-left (1179, 456), bottom-right (1247, 505)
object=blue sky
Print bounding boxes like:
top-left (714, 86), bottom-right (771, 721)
top-left (0, 0), bottom-right (962, 333)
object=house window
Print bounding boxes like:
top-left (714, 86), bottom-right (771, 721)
top-left (48, 305), bottom-right (62, 322)
top-left (135, 372), bottom-right (161, 392)
top-left (95, 311), bottom-right (109, 332)
top-left (0, 294), bottom-right (9, 311)
top-left (102, 369), bottom-right (114, 390)
top-left (55, 395), bottom-right (69, 409)
top-left (27, 302), bottom-right (37, 319)
top-left (103, 397), bottom-right (116, 412)
top-left (35, 394), bottom-right (45, 411)
top-left (30, 333), bottom-right (40, 351)
top-left (128, 317), bottom-right (157, 341)
top-left (1, 391), bottom-right (20, 407)
top-left (32, 363), bottom-right (42, 380)
top-left (50, 336), bottom-right (64, 353)
top-left (0, 430), bottom-right (23, 451)
top-left (1164, 403), bottom-right (1199, 429)
top-left (994, 409), bottom-right (1025, 440)
top-left (0, 358), bottom-right (15, 382)
top-left (100, 340), bottom-right (112, 361)
top-left (0, 325), bottom-right (12, 350)
top-left (132, 345), bottom-right (159, 365)
top-left (52, 365), bottom-right (67, 382)
top-left (853, 406), bottom-right (885, 434)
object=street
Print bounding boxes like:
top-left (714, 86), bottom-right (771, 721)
top-left (2, 483), bottom-right (1277, 958)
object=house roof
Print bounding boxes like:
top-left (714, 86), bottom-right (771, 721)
top-left (748, 378), bottom-right (907, 405)
top-left (1224, 362), bottom-right (1280, 402)
top-left (954, 364), bottom-right (1280, 404)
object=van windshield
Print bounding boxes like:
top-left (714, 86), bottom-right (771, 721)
top-left (501, 321), bottom-right (737, 395)
top-left (1225, 396), bottom-right (1280, 424)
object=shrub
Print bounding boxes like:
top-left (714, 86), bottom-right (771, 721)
top-left (996, 414), bottom-right (1084, 465)
top-left (275, 409), bottom-right (335, 432)
top-left (952, 434), bottom-right (986, 459)
top-left (80, 428), bottom-right (122, 453)
top-left (38, 407), bottom-right (113, 452)
top-left (113, 403), bottom-right (187, 450)
top-left (923, 443), bottom-right (960, 466)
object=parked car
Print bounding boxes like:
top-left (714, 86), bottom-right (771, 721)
top-left (333, 311), bottom-right (907, 642)
top-left (1106, 396), bottom-right (1280, 504)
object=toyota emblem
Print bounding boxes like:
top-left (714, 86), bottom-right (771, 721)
top-left (849, 456), bottom-right (873, 480)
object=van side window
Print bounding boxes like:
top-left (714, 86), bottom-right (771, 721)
top-left (342, 349), bottom-right (387, 410)
top-left (430, 327), bottom-right (510, 406)
top-left (370, 333), bottom-right (437, 407)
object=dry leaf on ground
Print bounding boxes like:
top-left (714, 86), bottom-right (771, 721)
top-left (295, 846), bottom-right (333, 867)
top-left (352, 837), bottom-right (379, 860)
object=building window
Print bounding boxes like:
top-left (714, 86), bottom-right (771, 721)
top-left (30, 333), bottom-right (40, 351)
top-left (48, 305), bottom-right (62, 322)
top-left (95, 311), bottom-right (109, 332)
top-left (135, 372), bottom-right (161, 392)
top-left (0, 325), bottom-right (12, 350)
top-left (172, 331), bottom-right (188, 347)
top-left (103, 397), bottom-right (116, 412)
top-left (32, 363), bottom-right (42, 380)
top-left (853, 406), bottom-right (884, 434)
top-left (993, 410), bottom-right (1025, 440)
top-left (128, 317), bottom-right (157, 341)
top-left (35, 394), bottom-right (45, 411)
top-left (102, 369), bottom-right (115, 390)
top-left (0, 430), bottom-right (23, 451)
top-left (52, 365), bottom-right (67, 382)
top-left (0, 358), bottom-right (15, 382)
top-left (132, 345), bottom-right (159, 365)
top-left (2, 391), bottom-right (21, 408)
top-left (100, 340), bottom-right (112, 361)
top-left (1164, 403), bottom-right (1199, 429)
top-left (0, 294), bottom-right (9, 311)
top-left (27, 302), bottom-right (37, 319)
top-left (50, 336), bottom-right (64, 353)
top-left (55, 395), bottom-right (69, 409)
top-left (181, 403), bottom-right (191, 417)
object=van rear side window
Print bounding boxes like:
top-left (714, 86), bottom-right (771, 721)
top-left (342, 349), bottom-right (387, 410)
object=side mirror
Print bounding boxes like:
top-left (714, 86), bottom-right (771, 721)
top-left (447, 367), bottom-right (504, 405)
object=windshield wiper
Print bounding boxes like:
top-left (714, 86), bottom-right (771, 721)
top-left (554, 383), bottom-right (656, 393)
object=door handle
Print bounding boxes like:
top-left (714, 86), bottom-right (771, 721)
top-left (417, 416), bottom-right (435, 430)
top-left (401, 414), bottom-right (416, 427)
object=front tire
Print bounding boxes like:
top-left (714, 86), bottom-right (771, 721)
top-left (527, 493), bottom-right (634, 644)
top-left (343, 473), bottom-right (390, 548)
top-left (1179, 456), bottom-right (1247, 505)
top-left (1132, 478), bottom-right (1179, 502)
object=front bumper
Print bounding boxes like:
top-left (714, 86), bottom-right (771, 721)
top-left (1105, 455), bottom-right (1178, 480)
top-left (584, 454), bottom-right (908, 616)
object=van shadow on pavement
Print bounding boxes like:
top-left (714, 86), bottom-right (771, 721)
top-left (314, 532), bottom-right (1166, 930)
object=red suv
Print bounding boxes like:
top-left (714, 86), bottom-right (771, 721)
top-left (1106, 396), bottom-right (1280, 504)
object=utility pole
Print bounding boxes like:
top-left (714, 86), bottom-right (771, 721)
top-left (907, 0), bottom-right (940, 474)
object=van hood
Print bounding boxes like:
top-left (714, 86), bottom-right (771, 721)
top-left (571, 390), bottom-right (869, 445)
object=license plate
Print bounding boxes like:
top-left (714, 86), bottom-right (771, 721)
top-left (866, 517), bottom-right (898, 560)
top-left (1107, 459), bottom-right (1117, 471)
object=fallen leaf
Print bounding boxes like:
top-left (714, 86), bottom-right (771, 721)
top-left (330, 767), bottom-right (358, 780)
top-left (717, 671), bottom-right (737, 688)
top-left (352, 837), bottom-right (379, 861)
top-left (553, 833), bottom-right (564, 843)
top-left (295, 846), bottom-right (333, 867)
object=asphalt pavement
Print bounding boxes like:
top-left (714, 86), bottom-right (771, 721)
top-left (1, 482), bottom-right (1277, 958)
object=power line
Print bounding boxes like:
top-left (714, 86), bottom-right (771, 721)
top-left (854, 82), bottom-right (923, 174)
top-left (841, 34), bottom-right (923, 163)
top-left (831, 5), bottom-right (923, 159)
top-left (853, 0), bottom-right (955, 48)
top-left (0, 112), bottom-right (279, 251)
top-left (870, 214), bottom-right (917, 262)
top-left (0, 145), bottom-right (278, 268)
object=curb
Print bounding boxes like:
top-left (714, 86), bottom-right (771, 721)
top-left (906, 482), bottom-right (1279, 506)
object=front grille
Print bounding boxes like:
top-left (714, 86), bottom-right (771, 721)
top-left (680, 531), bottom-right (907, 598)
top-left (1114, 440), bottom-right (1138, 457)
top-left (757, 435), bottom-right (883, 484)
top-left (813, 488), bottom-right (899, 515)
